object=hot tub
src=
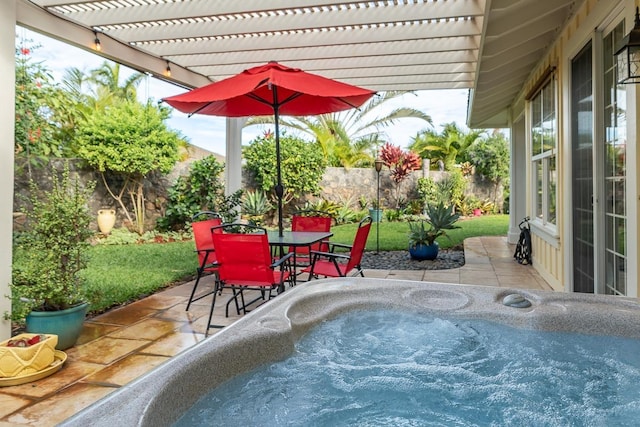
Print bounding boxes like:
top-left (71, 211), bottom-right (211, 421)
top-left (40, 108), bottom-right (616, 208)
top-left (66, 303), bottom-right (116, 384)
top-left (61, 279), bottom-right (640, 426)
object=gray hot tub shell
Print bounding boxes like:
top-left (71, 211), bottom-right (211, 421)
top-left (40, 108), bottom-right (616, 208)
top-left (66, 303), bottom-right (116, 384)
top-left (61, 278), bottom-right (640, 427)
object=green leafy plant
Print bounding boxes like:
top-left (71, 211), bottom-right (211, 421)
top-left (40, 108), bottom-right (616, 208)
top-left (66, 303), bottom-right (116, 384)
top-left (242, 190), bottom-right (273, 225)
top-left (408, 201), bottom-right (460, 247)
top-left (300, 198), bottom-right (341, 218)
top-left (157, 155), bottom-right (243, 231)
top-left (466, 132), bottom-right (510, 211)
top-left (334, 204), bottom-right (358, 225)
top-left (455, 195), bottom-right (481, 216)
top-left (358, 196), bottom-right (368, 210)
top-left (243, 131), bottom-right (327, 203)
top-left (481, 199), bottom-right (496, 214)
top-left (384, 208), bottom-right (402, 222)
top-left (75, 100), bottom-right (181, 234)
top-left (8, 162), bottom-right (95, 323)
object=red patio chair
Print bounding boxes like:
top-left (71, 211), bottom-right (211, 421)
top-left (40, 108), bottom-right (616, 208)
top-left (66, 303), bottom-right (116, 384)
top-left (288, 210), bottom-right (334, 266)
top-left (206, 224), bottom-right (294, 334)
top-left (186, 211), bottom-right (222, 311)
top-left (303, 216), bottom-right (372, 279)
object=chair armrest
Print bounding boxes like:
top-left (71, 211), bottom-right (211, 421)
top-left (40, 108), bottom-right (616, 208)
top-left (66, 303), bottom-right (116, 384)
top-left (195, 248), bottom-right (217, 268)
top-left (327, 242), bottom-right (352, 252)
top-left (271, 252), bottom-right (294, 268)
top-left (309, 250), bottom-right (350, 261)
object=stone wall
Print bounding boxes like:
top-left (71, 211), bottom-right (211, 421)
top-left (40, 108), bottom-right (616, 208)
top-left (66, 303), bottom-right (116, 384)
top-left (12, 159), bottom-right (176, 233)
top-left (13, 159), bottom-right (504, 233)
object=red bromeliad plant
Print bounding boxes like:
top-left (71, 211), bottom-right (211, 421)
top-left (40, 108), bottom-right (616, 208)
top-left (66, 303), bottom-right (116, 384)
top-left (380, 142), bottom-right (422, 208)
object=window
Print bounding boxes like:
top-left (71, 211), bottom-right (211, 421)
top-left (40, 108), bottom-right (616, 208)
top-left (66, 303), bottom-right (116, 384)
top-left (530, 77), bottom-right (557, 227)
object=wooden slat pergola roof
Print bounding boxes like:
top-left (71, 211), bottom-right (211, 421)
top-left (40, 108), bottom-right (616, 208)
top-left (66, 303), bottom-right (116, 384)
top-left (17, 0), bottom-right (583, 127)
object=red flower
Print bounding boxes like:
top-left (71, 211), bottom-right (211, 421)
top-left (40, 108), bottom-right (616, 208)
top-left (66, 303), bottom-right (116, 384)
top-left (20, 47), bottom-right (30, 56)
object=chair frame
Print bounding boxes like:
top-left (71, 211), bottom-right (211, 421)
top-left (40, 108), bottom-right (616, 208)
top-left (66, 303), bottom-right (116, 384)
top-left (304, 216), bottom-right (372, 279)
top-left (206, 223), bottom-right (294, 334)
top-left (288, 211), bottom-right (334, 267)
top-left (186, 211), bottom-right (222, 311)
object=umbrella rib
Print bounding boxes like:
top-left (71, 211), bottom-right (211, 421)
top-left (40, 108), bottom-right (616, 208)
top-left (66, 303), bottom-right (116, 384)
top-left (337, 98), bottom-right (360, 111)
top-left (245, 91), bottom-right (304, 109)
top-left (187, 102), bottom-right (213, 117)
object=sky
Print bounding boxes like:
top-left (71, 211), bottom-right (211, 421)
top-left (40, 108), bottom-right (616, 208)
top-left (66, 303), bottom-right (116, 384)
top-left (19, 26), bottom-right (471, 157)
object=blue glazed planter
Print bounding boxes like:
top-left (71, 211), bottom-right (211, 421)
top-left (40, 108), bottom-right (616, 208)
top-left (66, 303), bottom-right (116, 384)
top-left (26, 302), bottom-right (88, 350)
top-left (409, 243), bottom-right (439, 260)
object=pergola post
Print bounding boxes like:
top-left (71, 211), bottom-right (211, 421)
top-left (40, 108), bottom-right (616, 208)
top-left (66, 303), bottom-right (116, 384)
top-left (224, 117), bottom-right (246, 197)
top-left (0, 2), bottom-right (17, 340)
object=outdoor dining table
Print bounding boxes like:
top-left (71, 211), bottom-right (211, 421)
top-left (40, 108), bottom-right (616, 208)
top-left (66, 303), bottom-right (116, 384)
top-left (267, 230), bottom-right (333, 286)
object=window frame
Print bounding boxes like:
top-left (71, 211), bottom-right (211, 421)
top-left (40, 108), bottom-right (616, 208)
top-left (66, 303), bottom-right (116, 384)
top-left (529, 75), bottom-right (558, 234)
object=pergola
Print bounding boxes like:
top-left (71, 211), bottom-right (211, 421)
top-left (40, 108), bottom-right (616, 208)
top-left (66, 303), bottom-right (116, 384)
top-left (17, 0), bottom-right (580, 127)
top-left (0, 0), bottom-right (583, 339)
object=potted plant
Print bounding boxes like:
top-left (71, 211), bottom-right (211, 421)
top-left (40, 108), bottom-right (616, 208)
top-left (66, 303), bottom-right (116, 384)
top-left (7, 163), bottom-right (95, 350)
top-left (408, 201), bottom-right (460, 260)
top-left (368, 199), bottom-right (383, 223)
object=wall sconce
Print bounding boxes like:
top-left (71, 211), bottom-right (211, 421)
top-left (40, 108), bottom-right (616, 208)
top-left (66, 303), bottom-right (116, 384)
top-left (165, 61), bottom-right (172, 77)
top-left (615, 7), bottom-right (640, 84)
top-left (93, 31), bottom-right (101, 51)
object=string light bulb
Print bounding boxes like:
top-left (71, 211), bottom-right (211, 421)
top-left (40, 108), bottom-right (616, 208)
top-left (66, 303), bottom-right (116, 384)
top-left (165, 61), bottom-right (171, 77)
top-left (93, 31), bottom-right (101, 51)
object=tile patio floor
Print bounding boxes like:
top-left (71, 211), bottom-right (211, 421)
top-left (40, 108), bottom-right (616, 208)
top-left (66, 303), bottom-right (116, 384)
top-left (0, 236), bottom-right (552, 426)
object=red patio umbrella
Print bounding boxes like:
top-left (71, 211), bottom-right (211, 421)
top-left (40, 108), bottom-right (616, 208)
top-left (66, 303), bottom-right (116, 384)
top-left (162, 61), bottom-right (376, 236)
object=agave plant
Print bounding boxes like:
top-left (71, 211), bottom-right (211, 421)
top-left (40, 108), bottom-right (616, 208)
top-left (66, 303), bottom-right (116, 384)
top-left (408, 201), bottom-right (460, 247)
top-left (241, 190), bottom-right (273, 225)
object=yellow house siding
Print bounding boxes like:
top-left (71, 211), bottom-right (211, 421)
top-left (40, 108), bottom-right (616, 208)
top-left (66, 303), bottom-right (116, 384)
top-left (515, 0), bottom-right (633, 293)
top-left (531, 234), bottom-right (563, 291)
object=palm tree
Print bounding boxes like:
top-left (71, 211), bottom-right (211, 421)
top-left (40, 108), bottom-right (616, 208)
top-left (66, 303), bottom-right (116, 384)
top-left (245, 91), bottom-right (432, 167)
top-left (409, 122), bottom-right (484, 170)
top-left (89, 62), bottom-right (144, 102)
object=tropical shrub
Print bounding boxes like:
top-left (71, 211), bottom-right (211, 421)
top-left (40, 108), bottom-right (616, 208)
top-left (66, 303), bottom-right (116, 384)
top-left (379, 142), bottom-right (421, 208)
top-left (8, 163), bottom-right (95, 323)
top-left (466, 131), bottom-right (510, 211)
top-left (14, 42), bottom-right (71, 172)
top-left (299, 198), bottom-right (342, 218)
top-left (417, 170), bottom-right (466, 212)
top-left (243, 131), bottom-right (326, 203)
top-left (75, 100), bottom-right (181, 234)
top-left (416, 177), bottom-right (438, 208)
top-left (157, 155), bottom-right (243, 231)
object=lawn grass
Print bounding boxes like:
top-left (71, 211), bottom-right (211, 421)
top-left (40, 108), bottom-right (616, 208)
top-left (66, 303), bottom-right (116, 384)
top-left (79, 241), bottom-right (197, 314)
top-left (331, 214), bottom-right (509, 251)
top-left (12, 214), bottom-right (509, 316)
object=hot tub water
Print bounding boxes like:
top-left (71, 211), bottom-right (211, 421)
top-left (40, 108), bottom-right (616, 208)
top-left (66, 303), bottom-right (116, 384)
top-left (174, 309), bottom-right (640, 426)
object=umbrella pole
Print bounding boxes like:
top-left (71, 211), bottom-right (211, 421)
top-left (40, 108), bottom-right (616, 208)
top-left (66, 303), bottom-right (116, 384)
top-left (273, 88), bottom-right (284, 237)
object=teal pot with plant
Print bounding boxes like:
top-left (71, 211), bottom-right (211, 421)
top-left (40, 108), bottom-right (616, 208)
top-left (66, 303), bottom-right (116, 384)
top-left (26, 303), bottom-right (89, 350)
top-left (7, 162), bottom-right (95, 350)
top-left (368, 208), bottom-right (383, 223)
top-left (408, 202), bottom-right (460, 261)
